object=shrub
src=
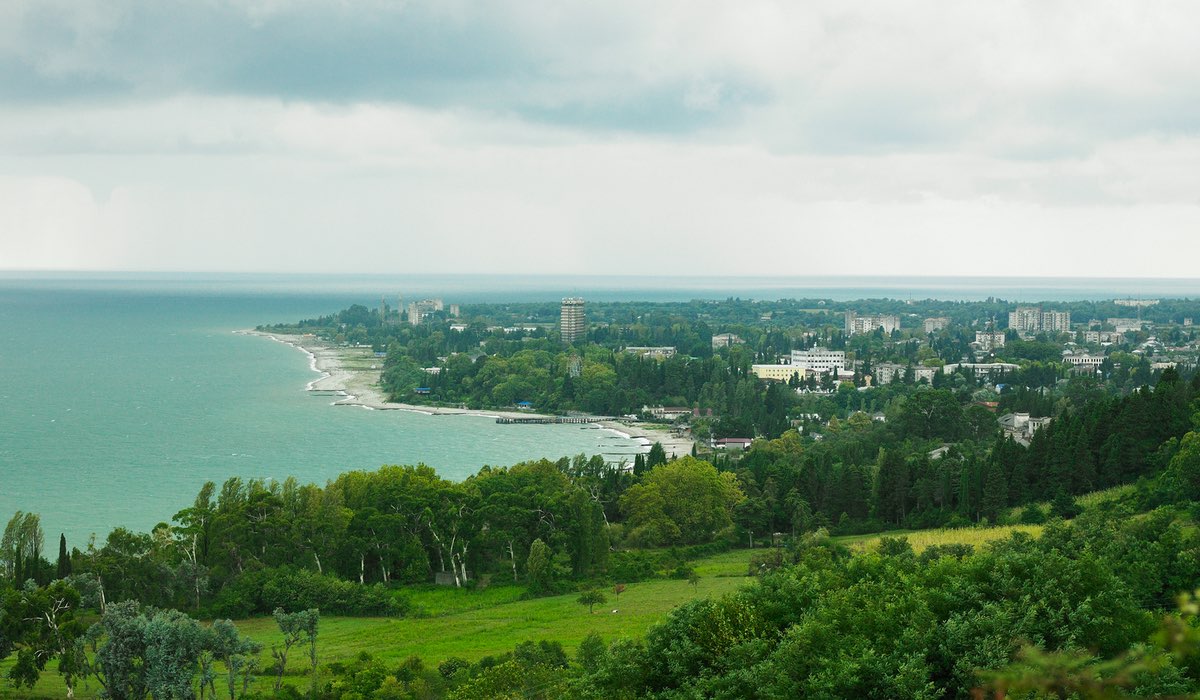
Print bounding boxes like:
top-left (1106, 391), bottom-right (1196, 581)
top-left (208, 566), bottom-right (409, 618)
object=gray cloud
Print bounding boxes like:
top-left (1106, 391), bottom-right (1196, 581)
top-left (1, 1), bottom-right (766, 134)
top-left (4, 1), bottom-right (1194, 147)
top-left (2, 1), bottom-right (1199, 276)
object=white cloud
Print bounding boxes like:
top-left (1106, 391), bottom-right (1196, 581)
top-left (2, 2), bottom-right (1200, 275)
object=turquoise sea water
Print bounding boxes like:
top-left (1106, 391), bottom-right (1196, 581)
top-left (0, 281), bottom-right (647, 548)
top-left (3, 272), bottom-right (1199, 548)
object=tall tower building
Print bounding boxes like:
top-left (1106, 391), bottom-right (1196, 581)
top-left (560, 297), bottom-right (586, 344)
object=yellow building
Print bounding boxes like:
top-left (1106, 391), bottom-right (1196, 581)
top-left (752, 364), bottom-right (803, 382)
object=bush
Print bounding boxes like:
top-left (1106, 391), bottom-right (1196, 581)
top-left (438, 657), bottom-right (470, 679)
top-left (207, 566), bottom-right (409, 618)
top-left (608, 551), bottom-right (661, 583)
top-left (1019, 504), bottom-right (1047, 524)
top-left (748, 549), bottom-right (785, 576)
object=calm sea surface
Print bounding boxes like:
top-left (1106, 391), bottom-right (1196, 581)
top-left (2, 273), bottom-right (1198, 548)
top-left (0, 279), bottom-right (645, 548)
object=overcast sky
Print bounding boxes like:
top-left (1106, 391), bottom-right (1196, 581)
top-left (1, 1), bottom-right (1198, 277)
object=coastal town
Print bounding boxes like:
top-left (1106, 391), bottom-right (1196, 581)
top-left (258, 294), bottom-right (1200, 460)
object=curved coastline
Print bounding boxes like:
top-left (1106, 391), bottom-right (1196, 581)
top-left (236, 329), bottom-right (696, 458)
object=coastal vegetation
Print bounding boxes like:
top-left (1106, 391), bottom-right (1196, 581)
top-left (4, 295), bottom-right (1200, 697)
top-left (6, 393), bottom-right (1200, 697)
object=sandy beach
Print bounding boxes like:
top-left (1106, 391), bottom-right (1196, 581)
top-left (240, 330), bottom-right (695, 458)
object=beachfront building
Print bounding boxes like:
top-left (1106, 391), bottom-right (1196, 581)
top-left (560, 297), bottom-right (587, 343)
top-left (845, 311), bottom-right (900, 336)
top-left (790, 347), bottom-right (847, 374)
top-left (624, 346), bottom-right (677, 359)
top-left (644, 405), bottom-right (692, 420)
top-left (1009, 307), bottom-right (1071, 334)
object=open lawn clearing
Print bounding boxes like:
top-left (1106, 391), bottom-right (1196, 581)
top-left (1, 559), bottom-right (749, 698)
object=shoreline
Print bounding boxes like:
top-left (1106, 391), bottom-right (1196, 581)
top-left (238, 329), bottom-right (696, 458)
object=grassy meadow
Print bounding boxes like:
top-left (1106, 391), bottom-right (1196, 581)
top-left (838, 524), bottom-right (1045, 554)
top-left (1, 549), bottom-right (755, 699)
top-left (0, 523), bottom-right (1056, 698)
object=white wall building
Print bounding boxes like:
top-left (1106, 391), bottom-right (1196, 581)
top-left (943, 362), bottom-right (1020, 378)
top-left (790, 347), bottom-right (847, 373)
top-left (1064, 354), bottom-right (1106, 368)
top-left (845, 311), bottom-right (899, 336)
top-left (924, 317), bottom-right (950, 334)
top-left (872, 362), bottom-right (905, 384)
top-left (560, 297), bottom-right (587, 343)
top-left (974, 330), bottom-right (1007, 352)
top-left (1009, 307), bottom-right (1071, 334)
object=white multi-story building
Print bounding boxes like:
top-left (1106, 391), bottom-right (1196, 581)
top-left (407, 298), bottom-right (445, 325)
top-left (845, 311), bottom-right (900, 336)
top-left (790, 347), bottom-right (847, 374)
top-left (870, 363), bottom-right (941, 384)
top-left (1009, 307), bottom-right (1071, 334)
top-left (560, 298), bottom-right (587, 343)
top-left (872, 362), bottom-right (905, 384)
top-left (924, 317), bottom-right (950, 334)
top-left (974, 330), bottom-right (1007, 352)
top-left (913, 366), bottom-right (940, 383)
top-left (1084, 330), bottom-right (1123, 344)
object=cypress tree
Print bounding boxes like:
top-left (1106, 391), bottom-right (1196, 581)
top-left (957, 465), bottom-right (972, 518)
top-left (57, 533), bottom-right (71, 579)
top-left (647, 442), bottom-right (667, 468)
top-left (980, 459), bottom-right (1009, 523)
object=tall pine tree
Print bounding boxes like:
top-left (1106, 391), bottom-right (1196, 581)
top-left (57, 533), bottom-right (71, 579)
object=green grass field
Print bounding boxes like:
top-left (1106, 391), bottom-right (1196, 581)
top-left (1, 549), bottom-right (756, 699)
top-left (0, 525), bottom-right (1065, 698)
top-left (1076, 484), bottom-right (1137, 508)
top-left (838, 523), bottom-right (1044, 554)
